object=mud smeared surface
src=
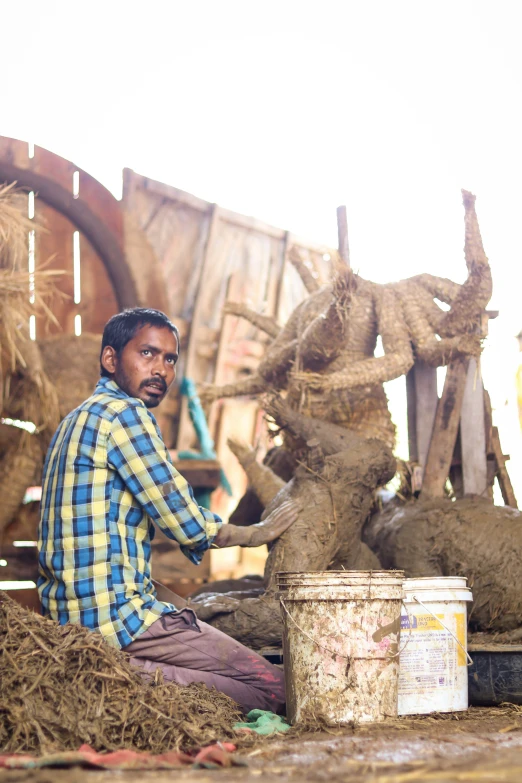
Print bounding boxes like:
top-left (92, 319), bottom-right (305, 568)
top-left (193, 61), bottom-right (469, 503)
top-left (201, 431), bottom-right (396, 647)
top-left (5, 708), bottom-right (522, 782)
top-left (364, 496), bottom-right (522, 632)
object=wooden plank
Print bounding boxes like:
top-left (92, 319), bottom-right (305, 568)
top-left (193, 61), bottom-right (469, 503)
top-left (282, 232), bottom-right (332, 258)
top-left (172, 459), bottom-right (221, 489)
top-left (218, 207), bottom-right (286, 240)
top-left (122, 169), bottom-right (212, 322)
top-left (274, 231), bottom-right (290, 323)
top-left (124, 170), bottom-right (334, 251)
top-left (31, 155), bottom-right (119, 337)
top-left (484, 388), bottom-right (494, 455)
top-left (337, 205), bottom-right (350, 266)
top-left (449, 432), bottom-right (464, 498)
top-left (183, 218), bottom-right (272, 387)
top-left (460, 359), bottom-right (488, 496)
top-left (421, 359), bottom-right (469, 498)
top-left (34, 202), bottom-right (75, 337)
top-left (29, 146), bottom-right (75, 337)
top-left (126, 169), bottom-right (211, 214)
top-left (32, 145), bottom-right (75, 191)
top-left (79, 233), bottom-right (119, 333)
top-left (0, 159), bottom-right (134, 308)
top-left (483, 389), bottom-right (504, 502)
top-left (0, 136), bottom-right (30, 169)
top-left (78, 170), bottom-right (123, 244)
top-left (406, 361), bottom-right (438, 493)
top-left (177, 204), bottom-right (222, 450)
top-left (406, 361), bottom-right (438, 464)
top-left (491, 426), bottom-right (518, 508)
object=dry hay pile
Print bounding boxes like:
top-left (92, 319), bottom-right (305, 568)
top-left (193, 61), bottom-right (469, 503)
top-left (0, 184), bottom-right (63, 535)
top-left (0, 592), bottom-right (242, 754)
top-left (0, 186), bottom-right (103, 537)
top-left (0, 183), bottom-right (61, 393)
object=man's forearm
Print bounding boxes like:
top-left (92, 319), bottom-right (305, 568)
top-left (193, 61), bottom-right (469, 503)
top-left (213, 500), bottom-right (298, 549)
top-left (214, 524), bottom-right (253, 548)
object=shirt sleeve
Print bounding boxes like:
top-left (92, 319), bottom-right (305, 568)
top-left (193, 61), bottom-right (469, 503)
top-left (107, 403), bottom-right (222, 564)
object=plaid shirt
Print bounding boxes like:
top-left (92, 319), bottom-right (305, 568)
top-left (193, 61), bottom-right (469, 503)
top-left (37, 377), bottom-right (222, 649)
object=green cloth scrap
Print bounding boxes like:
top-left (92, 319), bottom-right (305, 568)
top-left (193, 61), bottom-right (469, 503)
top-left (234, 710), bottom-right (291, 735)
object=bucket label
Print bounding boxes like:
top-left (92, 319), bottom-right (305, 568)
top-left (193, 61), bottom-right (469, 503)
top-left (399, 612), bottom-right (467, 694)
top-left (401, 613), bottom-right (445, 631)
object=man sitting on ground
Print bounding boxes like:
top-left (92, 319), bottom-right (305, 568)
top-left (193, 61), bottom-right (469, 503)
top-left (38, 308), bottom-right (297, 714)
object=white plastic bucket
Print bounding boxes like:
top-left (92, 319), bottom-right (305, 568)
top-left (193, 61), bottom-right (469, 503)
top-left (398, 577), bottom-right (473, 715)
top-left (277, 570), bottom-right (405, 725)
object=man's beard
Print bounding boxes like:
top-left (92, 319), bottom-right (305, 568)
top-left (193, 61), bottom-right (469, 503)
top-left (139, 375), bottom-right (167, 408)
top-left (113, 368), bottom-right (166, 408)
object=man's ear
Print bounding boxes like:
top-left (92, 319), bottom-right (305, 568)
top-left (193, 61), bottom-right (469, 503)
top-left (101, 346), bottom-right (117, 376)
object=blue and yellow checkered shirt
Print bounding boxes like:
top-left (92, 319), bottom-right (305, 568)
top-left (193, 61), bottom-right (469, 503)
top-left (37, 377), bottom-right (222, 649)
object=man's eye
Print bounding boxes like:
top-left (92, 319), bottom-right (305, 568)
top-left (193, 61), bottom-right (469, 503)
top-left (142, 350), bottom-right (151, 356)
top-left (167, 358), bottom-right (175, 365)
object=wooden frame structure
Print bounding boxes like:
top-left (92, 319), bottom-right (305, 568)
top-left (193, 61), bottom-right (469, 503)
top-left (406, 325), bottom-right (517, 506)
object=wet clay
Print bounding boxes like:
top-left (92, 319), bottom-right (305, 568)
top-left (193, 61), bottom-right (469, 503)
top-left (364, 496), bottom-right (522, 632)
top-left (194, 408), bottom-right (396, 648)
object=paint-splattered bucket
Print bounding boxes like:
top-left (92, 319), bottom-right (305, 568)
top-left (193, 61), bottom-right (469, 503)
top-left (398, 577), bottom-right (473, 715)
top-left (277, 570), bottom-right (405, 725)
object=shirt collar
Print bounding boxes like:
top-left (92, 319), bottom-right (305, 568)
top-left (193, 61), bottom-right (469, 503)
top-left (95, 376), bottom-right (133, 401)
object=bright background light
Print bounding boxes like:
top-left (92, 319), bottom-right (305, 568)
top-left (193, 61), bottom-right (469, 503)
top-left (2, 0), bottom-right (522, 495)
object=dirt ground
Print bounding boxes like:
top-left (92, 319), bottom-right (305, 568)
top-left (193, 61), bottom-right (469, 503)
top-left (3, 707), bottom-right (522, 783)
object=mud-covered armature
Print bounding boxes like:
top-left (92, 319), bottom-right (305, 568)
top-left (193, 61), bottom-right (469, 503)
top-left (190, 402), bottom-right (396, 648)
top-left (200, 190), bottom-right (491, 451)
top-left (192, 190), bottom-right (494, 647)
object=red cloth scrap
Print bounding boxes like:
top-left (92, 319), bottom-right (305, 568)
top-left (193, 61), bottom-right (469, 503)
top-left (0, 742), bottom-right (240, 770)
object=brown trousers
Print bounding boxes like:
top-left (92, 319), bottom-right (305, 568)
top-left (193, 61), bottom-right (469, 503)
top-left (125, 609), bottom-right (285, 714)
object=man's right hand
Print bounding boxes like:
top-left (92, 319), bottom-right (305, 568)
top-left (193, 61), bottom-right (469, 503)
top-left (214, 500), bottom-right (299, 549)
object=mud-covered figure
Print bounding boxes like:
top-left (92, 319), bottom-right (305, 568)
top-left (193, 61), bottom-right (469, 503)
top-left (189, 398), bottom-right (396, 648)
top-left (200, 191), bottom-right (491, 451)
top-left (364, 497), bottom-right (522, 634)
top-left (192, 190), bottom-right (496, 647)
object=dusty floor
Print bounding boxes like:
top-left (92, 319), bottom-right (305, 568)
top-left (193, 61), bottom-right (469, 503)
top-left (3, 707), bottom-right (522, 782)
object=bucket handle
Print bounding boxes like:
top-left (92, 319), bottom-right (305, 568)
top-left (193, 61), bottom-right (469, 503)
top-left (411, 595), bottom-right (474, 666)
top-left (385, 602), bottom-right (414, 659)
top-left (280, 598), bottom-right (407, 661)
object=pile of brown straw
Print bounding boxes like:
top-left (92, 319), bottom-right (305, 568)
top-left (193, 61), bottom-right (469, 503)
top-left (0, 592), bottom-right (242, 754)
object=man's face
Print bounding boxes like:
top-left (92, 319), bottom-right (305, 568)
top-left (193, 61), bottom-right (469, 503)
top-left (102, 325), bottom-right (179, 408)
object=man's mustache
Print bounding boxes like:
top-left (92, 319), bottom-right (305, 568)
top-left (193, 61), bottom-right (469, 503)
top-left (140, 377), bottom-right (167, 393)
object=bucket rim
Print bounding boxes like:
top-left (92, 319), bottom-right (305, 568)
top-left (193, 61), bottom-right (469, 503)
top-left (403, 591), bottom-right (473, 603)
top-left (276, 570), bottom-right (405, 585)
top-left (403, 577), bottom-right (470, 593)
top-left (277, 570), bottom-right (405, 577)
top-left (403, 576), bottom-right (468, 585)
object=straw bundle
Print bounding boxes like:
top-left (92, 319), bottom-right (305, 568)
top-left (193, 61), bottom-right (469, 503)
top-left (0, 591), bottom-right (242, 754)
top-left (38, 333), bottom-right (102, 418)
top-left (0, 431), bottom-right (41, 533)
top-left (0, 183), bottom-right (63, 532)
top-left (0, 184), bottom-right (60, 363)
top-left (0, 183), bottom-right (63, 411)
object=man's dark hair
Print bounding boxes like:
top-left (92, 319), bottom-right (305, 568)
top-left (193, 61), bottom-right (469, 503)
top-left (100, 308), bottom-right (180, 377)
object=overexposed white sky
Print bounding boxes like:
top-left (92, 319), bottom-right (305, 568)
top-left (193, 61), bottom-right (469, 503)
top-left (2, 0), bottom-right (522, 490)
